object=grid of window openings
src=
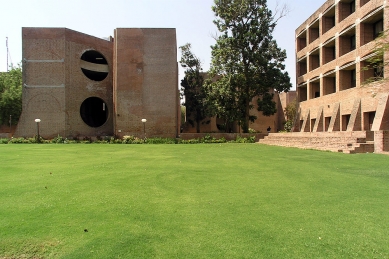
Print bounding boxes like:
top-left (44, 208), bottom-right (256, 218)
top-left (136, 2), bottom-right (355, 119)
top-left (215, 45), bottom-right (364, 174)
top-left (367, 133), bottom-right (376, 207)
top-left (296, 0), bottom-right (384, 102)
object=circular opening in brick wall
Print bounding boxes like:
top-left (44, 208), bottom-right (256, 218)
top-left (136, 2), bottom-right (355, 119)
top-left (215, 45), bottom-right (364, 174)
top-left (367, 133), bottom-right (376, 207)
top-left (80, 50), bottom-right (108, 81)
top-left (80, 97), bottom-right (109, 127)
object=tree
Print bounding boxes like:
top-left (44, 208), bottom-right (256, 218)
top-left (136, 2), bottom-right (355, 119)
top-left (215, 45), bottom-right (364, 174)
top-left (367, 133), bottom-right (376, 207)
top-left (283, 98), bottom-right (297, 132)
top-left (179, 43), bottom-right (208, 133)
top-left (364, 29), bottom-right (387, 83)
top-left (0, 64), bottom-right (22, 126)
top-left (205, 0), bottom-right (292, 133)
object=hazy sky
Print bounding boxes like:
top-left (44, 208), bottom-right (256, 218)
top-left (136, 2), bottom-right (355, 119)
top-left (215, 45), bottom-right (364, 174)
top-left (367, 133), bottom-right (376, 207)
top-left (0, 0), bottom-right (324, 89)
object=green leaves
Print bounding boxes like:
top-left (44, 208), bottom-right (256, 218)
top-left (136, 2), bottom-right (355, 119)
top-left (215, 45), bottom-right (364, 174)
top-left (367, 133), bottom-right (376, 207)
top-left (179, 44), bottom-right (208, 133)
top-left (208, 0), bottom-right (292, 133)
top-left (0, 64), bottom-right (22, 125)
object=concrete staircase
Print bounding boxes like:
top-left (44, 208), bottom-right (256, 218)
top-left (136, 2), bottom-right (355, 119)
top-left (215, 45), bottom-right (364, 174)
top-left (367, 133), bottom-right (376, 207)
top-left (259, 131), bottom-right (374, 154)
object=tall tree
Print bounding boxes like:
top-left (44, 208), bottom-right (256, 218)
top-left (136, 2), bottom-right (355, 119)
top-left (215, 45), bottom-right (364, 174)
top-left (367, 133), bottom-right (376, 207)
top-left (179, 43), bottom-right (208, 133)
top-left (206, 0), bottom-right (292, 133)
top-left (0, 64), bottom-right (22, 126)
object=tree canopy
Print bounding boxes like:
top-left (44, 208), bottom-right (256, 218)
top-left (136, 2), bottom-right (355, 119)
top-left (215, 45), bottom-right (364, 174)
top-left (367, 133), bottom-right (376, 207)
top-left (179, 43), bottom-right (208, 133)
top-left (0, 64), bottom-right (22, 126)
top-left (205, 0), bottom-right (292, 133)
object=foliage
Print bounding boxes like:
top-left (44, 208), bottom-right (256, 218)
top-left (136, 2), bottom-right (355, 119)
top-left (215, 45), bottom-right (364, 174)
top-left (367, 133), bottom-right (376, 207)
top-left (179, 43), bottom-right (208, 133)
top-left (283, 98), bottom-right (297, 132)
top-left (362, 28), bottom-right (388, 83)
top-left (234, 135), bottom-right (256, 143)
top-left (247, 128), bottom-right (261, 133)
top-left (144, 137), bottom-right (177, 144)
top-left (0, 138), bottom-right (9, 144)
top-left (122, 135), bottom-right (145, 144)
top-left (205, 0), bottom-right (292, 133)
top-left (283, 120), bottom-right (293, 132)
top-left (0, 135), bottom-right (257, 144)
top-left (0, 64), bottom-right (22, 126)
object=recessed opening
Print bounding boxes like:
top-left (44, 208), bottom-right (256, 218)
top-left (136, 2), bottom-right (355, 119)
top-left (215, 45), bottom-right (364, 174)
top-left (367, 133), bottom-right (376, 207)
top-left (80, 97), bottom-right (109, 127)
top-left (339, 0), bottom-right (356, 22)
top-left (339, 26), bottom-right (356, 56)
top-left (339, 65), bottom-right (357, 90)
top-left (325, 116), bottom-right (331, 131)
top-left (323, 39), bottom-right (336, 64)
top-left (362, 54), bottom-right (384, 83)
top-left (297, 30), bottom-right (307, 51)
top-left (309, 48), bottom-right (320, 71)
top-left (322, 6), bottom-right (336, 34)
top-left (360, 0), bottom-right (370, 7)
top-left (342, 114), bottom-right (351, 131)
top-left (323, 73), bottom-right (336, 95)
top-left (308, 20), bottom-right (319, 44)
top-left (297, 57), bottom-right (307, 76)
top-left (309, 78), bottom-right (320, 99)
top-left (80, 50), bottom-right (109, 81)
top-left (360, 9), bottom-right (384, 46)
top-left (298, 85), bottom-right (307, 102)
top-left (363, 111), bottom-right (375, 131)
top-left (311, 118), bottom-right (316, 132)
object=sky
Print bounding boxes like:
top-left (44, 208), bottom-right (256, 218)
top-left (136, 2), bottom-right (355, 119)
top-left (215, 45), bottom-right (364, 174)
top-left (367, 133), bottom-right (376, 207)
top-left (0, 0), bottom-right (324, 89)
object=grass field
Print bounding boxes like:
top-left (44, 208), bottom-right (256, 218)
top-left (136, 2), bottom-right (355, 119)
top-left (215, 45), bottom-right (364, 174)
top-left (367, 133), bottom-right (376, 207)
top-left (0, 144), bottom-right (388, 258)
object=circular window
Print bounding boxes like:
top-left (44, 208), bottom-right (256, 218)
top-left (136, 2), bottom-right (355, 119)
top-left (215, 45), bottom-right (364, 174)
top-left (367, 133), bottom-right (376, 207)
top-left (80, 97), bottom-right (108, 127)
top-left (80, 50), bottom-right (108, 81)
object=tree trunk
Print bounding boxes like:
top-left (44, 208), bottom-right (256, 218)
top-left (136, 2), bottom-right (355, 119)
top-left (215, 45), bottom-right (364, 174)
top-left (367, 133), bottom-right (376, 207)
top-left (242, 96), bottom-right (250, 133)
top-left (196, 118), bottom-right (201, 133)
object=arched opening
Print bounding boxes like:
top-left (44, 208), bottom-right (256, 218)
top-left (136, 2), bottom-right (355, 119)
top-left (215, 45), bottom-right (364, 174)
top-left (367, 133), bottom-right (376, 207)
top-left (80, 97), bottom-right (108, 127)
top-left (80, 50), bottom-right (109, 81)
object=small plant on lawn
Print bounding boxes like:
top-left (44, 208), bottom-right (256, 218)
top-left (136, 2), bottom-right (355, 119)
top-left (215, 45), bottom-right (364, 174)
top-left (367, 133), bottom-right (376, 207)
top-left (51, 135), bottom-right (66, 144)
top-left (122, 135), bottom-right (145, 144)
top-left (145, 137), bottom-right (177, 144)
top-left (234, 135), bottom-right (256, 143)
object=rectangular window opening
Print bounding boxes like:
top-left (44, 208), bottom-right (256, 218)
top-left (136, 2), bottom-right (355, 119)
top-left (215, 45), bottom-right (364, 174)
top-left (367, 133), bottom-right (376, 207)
top-left (325, 116), bottom-right (331, 131)
top-left (342, 114), bottom-right (351, 131)
top-left (374, 20), bottom-right (383, 39)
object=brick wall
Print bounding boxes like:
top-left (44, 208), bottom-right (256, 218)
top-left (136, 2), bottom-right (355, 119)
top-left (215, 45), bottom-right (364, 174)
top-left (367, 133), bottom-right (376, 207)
top-left (15, 27), bottom-right (179, 139)
top-left (113, 28), bottom-right (178, 138)
top-left (15, 28), bottom-right (114, 139)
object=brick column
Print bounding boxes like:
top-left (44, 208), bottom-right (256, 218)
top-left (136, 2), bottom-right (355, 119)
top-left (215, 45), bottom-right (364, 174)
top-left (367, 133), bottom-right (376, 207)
top-left (374, 130), bottom-right (384, 153)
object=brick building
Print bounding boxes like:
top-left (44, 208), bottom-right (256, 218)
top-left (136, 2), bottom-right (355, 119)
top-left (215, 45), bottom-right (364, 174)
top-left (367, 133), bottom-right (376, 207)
top-left (182, 91), bottom-right (296, 134)
top-left (261, 0), bottom-right (389, 153)
top-left (14, 28), bottom-right (179, 139)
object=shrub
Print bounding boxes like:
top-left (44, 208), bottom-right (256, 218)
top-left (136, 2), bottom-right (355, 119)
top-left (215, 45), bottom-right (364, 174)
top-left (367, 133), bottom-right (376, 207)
top-left (0, 138), bottom-right (9, 144)
top-left (122, 135), bottom-right (144, 144)
top-left (145, 138), bottom-right (177, 144)
top-left (51, 135), bottom-right (65, 144)
top-left (234, 135), bottom-right (256, 143)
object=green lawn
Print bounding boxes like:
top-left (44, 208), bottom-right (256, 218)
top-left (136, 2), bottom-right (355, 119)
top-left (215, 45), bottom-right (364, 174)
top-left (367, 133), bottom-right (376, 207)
top-left (0, 144), bottom-right (388, 258)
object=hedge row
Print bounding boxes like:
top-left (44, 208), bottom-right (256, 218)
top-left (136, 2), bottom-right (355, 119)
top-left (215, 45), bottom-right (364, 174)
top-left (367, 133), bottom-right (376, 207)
top-left (0, 135), bottom-right (256, 144)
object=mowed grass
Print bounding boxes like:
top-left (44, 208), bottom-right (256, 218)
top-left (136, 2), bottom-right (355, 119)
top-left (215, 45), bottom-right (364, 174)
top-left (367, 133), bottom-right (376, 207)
top-left (0, 144), bottom-right (388, 258)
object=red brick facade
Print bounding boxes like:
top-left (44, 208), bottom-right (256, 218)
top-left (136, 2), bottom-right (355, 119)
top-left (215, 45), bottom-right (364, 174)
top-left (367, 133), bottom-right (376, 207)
top-left (261, 0), bottom-right (389, 153)
top-left (14, 28), bottom-right (179, 139)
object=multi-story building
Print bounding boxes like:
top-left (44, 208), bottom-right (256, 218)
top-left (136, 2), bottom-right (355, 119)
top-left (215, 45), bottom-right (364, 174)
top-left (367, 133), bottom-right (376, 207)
top-left (14, 27), bottom-right (180, 139)
top-left (261, 0), bottom-right (389, 153)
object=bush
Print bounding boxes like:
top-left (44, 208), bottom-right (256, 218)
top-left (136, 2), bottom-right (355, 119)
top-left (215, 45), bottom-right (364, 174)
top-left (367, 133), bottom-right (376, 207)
top-left (122, 135), bottom-right (145, 144)
top-left (51, 135), bottom-right (65, 144)
top-left (0, 135), bottom-right (256, 144)
top-left (0, 138), bottom-right (9, 144)
top-left (234, 135), bottom-right (256, 143)
top-left (145, 138), bottom-right (177, 144)
top-left (284, 120), bottom-right (293, 132)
